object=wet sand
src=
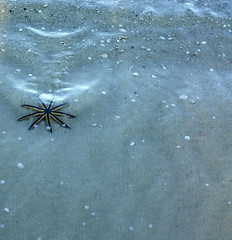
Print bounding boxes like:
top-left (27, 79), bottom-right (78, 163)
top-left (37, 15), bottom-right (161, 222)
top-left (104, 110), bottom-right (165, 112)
top-left (1, 2), bottom-right (232, 240)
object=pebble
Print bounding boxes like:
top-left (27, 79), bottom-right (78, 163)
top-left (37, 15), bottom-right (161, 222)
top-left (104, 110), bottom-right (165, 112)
top-left (82, 222), bottom-right (86, 226)
top-left (4, 208), bottom-right (9, 213)
top-left (204, 183), bottom-right (209, 187)
top-left (176, 145), bottom-right (181, 149)
top-left (227, 201), bottom-right (231, 205)
top-left (130, 142), bottom-right (135, 146)
top-left (119, 28), bottom-right (127, 33)
top-left (0, 224), bottom-right (5, 229)
top-left (148, 224), bottom-right (153, 229)
top-left (161, 64), bottom-right (167, 70)
top-left (151, 75), bottom-right (157, 78)
top-left (0, 180), bottom-right (5, 184)
top-left (133, 72), bottom-right (139, 77)
top-left (101, 91), bottom-right (106, 95)
top-left (84, 205), bottom-right (90, 210)
top-left (92, 123), bottom-right (97, 127)
top-left (18, 137), bottom-right (22, 141)
top-left (17, 163), bottom-right (24, 169)
top-left (46, 126), bottom-right (51, 131)
top-left (129, 226), bottom-right (134, 231)
top-left (179, 95), bottom-right (188, 100)
top-left (184, 136), bottom-right (191, 141)
top-left (101, 53), bottom-right (108, 59)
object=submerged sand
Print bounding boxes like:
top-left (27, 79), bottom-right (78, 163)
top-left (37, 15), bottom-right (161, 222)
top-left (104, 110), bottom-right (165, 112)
top-left (0, 2), bottom-right (232, 240)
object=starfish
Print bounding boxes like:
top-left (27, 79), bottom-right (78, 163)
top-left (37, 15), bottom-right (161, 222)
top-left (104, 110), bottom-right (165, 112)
top-left (17, 97), bottom-right (75, 133)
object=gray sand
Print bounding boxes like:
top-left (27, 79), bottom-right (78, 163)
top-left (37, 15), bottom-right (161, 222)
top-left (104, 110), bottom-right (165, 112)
top-left (1, 1), bottom-right (232, 240)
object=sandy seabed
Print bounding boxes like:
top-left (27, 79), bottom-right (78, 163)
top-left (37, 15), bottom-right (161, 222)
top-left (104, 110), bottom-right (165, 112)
top-left (1, 2), bottom-right (232, 240)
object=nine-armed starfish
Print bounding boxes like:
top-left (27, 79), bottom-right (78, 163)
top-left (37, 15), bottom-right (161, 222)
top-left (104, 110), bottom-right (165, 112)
top-left (17, 97), bottom-right (75, 133)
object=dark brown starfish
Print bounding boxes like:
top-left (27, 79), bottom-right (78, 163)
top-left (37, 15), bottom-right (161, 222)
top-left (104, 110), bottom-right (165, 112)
top-left (17, 97), bottom-right (75, 133)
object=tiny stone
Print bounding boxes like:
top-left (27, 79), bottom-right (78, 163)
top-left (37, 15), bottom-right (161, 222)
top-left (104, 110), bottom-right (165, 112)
top-left (189, 99), bottom-right (195, 104)
top-left (84, 205), bottom-right (90, 210)
top-left (18, 137), bottom-right (22, 140)
top-left (227, 201), bottom-right (231, 205)
top-left (179, 95), bottom-right (188, 100)
top-left (0, 224), bottom-right (5, 229)
top-left (184, 136), bottom-right (191, 141)
top-left (82, 222), bottom-right (86, 226)
top-left (101, 53), bottom-right (108, 58)
top-left (210, 68), bottom-right (214, 72)
top-left (161, 64), bottom-right (166, 70)
top-left (46, 126), bottom-right (51, 131)
top-left (204, 183), bottom-right (209, 187)
top-left (92, 123), bottom-right (97, 127)
top-left (176, 145), bottom-right (181, 149)
top-left (88, 57), bottom-right (92, 60)
top-left (201, 41), bottom-right (207, 44)
top-left (119, 28), bottom-right (127, 33)
top-left (133, 72), bottom-right (139, 76)
top-left (1, 180), bottom-right (5, 184)
top-left (148, 224), bottom-right (153, 229)
top-left (101, 91), bottom-right (106, 95)
top-left (129, 226), bottom-right (134, 231)
top-left (151, 75), bottom-right (157, 78)
top-left (2, 131), bottom-right (5, 134)
top-left (17, 163), bottom-right (24, 169)
top-left (115, 116), bottom-right (120, 119)
top-left (170, 103), bottom-right (176, 107)
top-left (4, 208), bottom-right (9, 213)
top-left (130, 142), bottom-right (135, 146)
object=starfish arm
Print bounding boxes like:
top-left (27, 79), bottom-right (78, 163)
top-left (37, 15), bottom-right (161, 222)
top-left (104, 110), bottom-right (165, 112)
top-left (52, 111), bottom-right (76, 118)
top-left (29, 113), bottom-right (46, 130)
top-left (51, 103), bottom-right (68, 111)
top-left (17, 112), bottom-right (43, 121)
top-left (48, 99), bottom-right (54, 109)
top-left (38, 97), bottom-right (47, 109)
top-left (50, 113), bottom-right (71, 129)
top-left (21, 105), bottom-right (44, 111)
top-left (46, 113), bottom-right (52, 133)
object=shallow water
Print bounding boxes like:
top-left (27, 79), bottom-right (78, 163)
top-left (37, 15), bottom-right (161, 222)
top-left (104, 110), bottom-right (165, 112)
top-left (1, 0), bottom-right (232, 239)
